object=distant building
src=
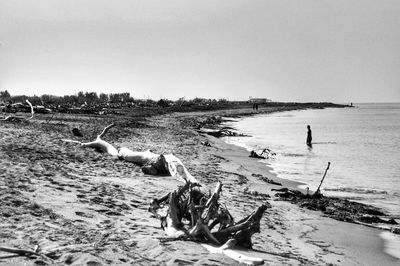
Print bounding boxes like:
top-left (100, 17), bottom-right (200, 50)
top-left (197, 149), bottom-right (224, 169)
top-left (248, 97), bottom-right (271, 103)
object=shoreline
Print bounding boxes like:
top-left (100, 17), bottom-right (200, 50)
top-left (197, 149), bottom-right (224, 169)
top-left (1, 104), bottom-right (399, 265)
top-left (199, 121), bottom-right (398, 264)
top-left (220, 106), bottom-right (400, 214)
top-left (211, 107), bottom-right (400, 261)
top-left (174, 106), bottom-right (399, 263)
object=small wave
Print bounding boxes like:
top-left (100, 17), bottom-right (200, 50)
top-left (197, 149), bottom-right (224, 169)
top-left (340, 196), bottom-right (365, 201)
top-left (282, 153), bottom-right (305, 157)
top-left (289, 172), bottom-right (302, 175)
top-left (278, 171), bottom-right (302, 176)
top-left (311, 141), bottom-right (337, 144)
top-left (380, 231), bottom-right (400, 259)
top-left (324, 187), bottom-right (388, 195)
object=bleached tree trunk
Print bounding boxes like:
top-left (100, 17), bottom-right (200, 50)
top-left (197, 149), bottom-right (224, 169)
top-left (62, 123), bottom-right (199, 184)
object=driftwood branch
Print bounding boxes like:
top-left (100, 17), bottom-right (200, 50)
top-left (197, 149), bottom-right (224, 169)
top-left (0, 100), bottom-right (35, 122)
top-left (98, 123), bottom-right (115, 139)
top-left (43, 243), bottom-right (95, 256)
top-left (202, 181), bottom-right (222, 223)
top-left (202, 239), bottom-right (264, 266)
top-left (62, 123), bottom-right (119, 156)
top-left (0, 243), bottom-right (95, 263)
top-left (0, 246), bottom-right (40, 257)
top-left (314, 162), bottom-right (330, 196)
top-left (25, 100), bottom-right (34, 120)
top-left (61, 139), bottom-right (83, 144)
top-left (197, 127), bottom-right (249, 138)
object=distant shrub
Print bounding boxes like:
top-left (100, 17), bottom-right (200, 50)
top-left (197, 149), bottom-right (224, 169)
top-left (157, 99), bottom-right (170, 108)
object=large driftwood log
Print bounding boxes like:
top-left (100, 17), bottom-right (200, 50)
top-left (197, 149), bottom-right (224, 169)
top-left (62, 124), bottom-right (199, 183)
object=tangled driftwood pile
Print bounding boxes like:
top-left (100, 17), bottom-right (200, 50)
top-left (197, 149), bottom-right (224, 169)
top-left (149, 181), bottom-right (270, 247)
top-left (149, 181), bottom-right (270, 264)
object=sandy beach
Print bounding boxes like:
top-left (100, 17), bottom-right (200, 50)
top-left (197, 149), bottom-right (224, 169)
top-left (1, 106), bottom-right (399, 265)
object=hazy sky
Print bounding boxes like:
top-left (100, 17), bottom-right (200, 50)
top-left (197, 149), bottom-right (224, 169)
top-left (1, 0), bottom-right (399, 102)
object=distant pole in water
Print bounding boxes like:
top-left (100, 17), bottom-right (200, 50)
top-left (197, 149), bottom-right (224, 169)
top-left (314, 162), bottom-right (331, 197)
top-left (306, 125), bottom-right (312, 147)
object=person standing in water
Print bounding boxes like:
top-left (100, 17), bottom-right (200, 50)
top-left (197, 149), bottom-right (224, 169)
top-left (306, 125), bottom-right (312, 147)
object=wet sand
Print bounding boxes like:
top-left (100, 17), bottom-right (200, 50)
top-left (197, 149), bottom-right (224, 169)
top-left (0, 106), bottom-right (398, 265)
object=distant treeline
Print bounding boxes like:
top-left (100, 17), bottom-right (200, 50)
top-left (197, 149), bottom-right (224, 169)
top-left (0, 90), bottom-right (230, 109)
top-left (0, 90), bottom-right (347, 116)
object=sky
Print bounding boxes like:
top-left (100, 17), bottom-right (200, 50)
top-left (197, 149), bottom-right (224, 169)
top-left (1, 0), bottom-right (399, 103)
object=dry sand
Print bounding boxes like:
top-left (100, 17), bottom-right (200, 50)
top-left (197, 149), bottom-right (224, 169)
top-left (0, 107), bottom-right (399, 265)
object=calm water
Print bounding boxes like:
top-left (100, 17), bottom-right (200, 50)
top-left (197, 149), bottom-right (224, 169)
top-left (223, 103), bottom-right (400, 216)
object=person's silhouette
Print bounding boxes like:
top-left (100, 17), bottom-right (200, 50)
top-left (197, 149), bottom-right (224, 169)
top-left (306, 125), bottom-right (312, 147)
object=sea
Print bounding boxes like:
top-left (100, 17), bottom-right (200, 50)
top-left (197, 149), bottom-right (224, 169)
top-left (223, 103), bottom-right (400, 217)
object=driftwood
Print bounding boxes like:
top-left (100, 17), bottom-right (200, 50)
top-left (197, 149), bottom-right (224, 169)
top-left (0, 246), bottom-right (40, 257)
top-left (202, 239), bottom-right (264, 266)
top-left (249, 148), bottom-right (276, 159)
top-left (313, 162), bottom-right (330, 197)
top-left (0, 245), bottom-right (54, 264)
top-left (0, 243), bottom-right (97, 263)
top-left (149, 181), bottom-right (271, 264)
top-left (200, 140), bottom-right (211, 147)
top-left (0, 100), bottom-right (34, 122)
top-left (252, 173), bottom-right (282, 186)
top-left (62, 124), bottom-right (199, 184)
top-left (198, 127), bottom-right (249, 138)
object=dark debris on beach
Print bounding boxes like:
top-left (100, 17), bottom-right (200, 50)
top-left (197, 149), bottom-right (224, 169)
top-left (273, 189), bottom-right (399, 230)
